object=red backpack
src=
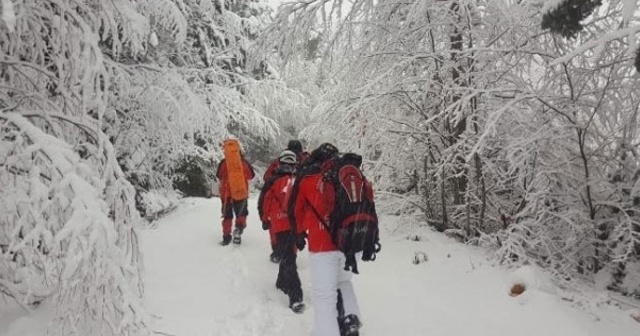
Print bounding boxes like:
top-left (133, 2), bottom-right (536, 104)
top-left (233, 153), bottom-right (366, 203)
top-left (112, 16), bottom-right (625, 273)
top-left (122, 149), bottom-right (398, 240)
top-left (319, 153), bottom-right (381, 273)
top-left (272, 174), bottom-right (296, 216)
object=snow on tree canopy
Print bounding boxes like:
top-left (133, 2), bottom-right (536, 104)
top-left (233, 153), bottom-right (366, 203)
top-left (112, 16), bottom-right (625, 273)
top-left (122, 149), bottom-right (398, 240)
top-left (0, 113), bottom-right (148, 335)
top-left (261, 0), bottom-right (640, 293)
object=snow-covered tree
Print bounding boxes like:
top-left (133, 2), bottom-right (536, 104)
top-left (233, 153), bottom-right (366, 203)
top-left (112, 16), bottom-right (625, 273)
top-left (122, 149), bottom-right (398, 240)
top-left (105, 0), bottom-right (279, 197)
top-left (0, 1), bottom-right (151, 334)
top-left (0, 0), bottom-right (285, 333)
top-left (263, 0), bottom-right (640, 293)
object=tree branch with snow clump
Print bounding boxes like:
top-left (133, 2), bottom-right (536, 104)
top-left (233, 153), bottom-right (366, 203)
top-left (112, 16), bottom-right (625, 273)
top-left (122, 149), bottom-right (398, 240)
top-left (0, 113), bottom-right (148, 336)
top-left (541, 0), bottom-right (640, 72)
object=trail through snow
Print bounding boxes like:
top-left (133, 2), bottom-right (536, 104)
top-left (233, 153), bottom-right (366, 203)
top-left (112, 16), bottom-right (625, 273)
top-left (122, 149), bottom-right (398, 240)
top-left (1, 196), bottom-right (637, 335)
top-left (143, 197), bottom-right (639, 336)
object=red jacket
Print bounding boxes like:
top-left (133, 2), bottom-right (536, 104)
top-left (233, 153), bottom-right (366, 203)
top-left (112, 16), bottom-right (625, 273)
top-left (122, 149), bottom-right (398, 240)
top-left (291, 160), bottom-right (376, 253)
top-left (263, 158), bottom-right (280, 183)
top-left (216, 158), bottom-right (255, 200)
top-left (261, 174), bottom-right (296, 234)
top-left (290, 169), bottom-right (337, 252)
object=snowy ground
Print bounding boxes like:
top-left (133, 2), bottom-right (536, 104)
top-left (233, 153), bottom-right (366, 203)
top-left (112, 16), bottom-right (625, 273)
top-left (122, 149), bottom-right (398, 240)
top-left (2, 197), bottom-right (639, 336)
top-left (143, 198), bottom-right (639, 336)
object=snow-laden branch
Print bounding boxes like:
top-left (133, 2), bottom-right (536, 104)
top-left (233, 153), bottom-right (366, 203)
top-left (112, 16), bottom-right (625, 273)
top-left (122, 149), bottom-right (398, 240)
top-left (551, 26), bottom-right (640, 66)
top-left (1, 113), bottom-right (148, 335)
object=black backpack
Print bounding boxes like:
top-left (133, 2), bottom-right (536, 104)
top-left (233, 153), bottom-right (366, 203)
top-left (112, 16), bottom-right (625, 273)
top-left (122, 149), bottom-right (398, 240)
top-left (318, 153), bottom-right (381, 273)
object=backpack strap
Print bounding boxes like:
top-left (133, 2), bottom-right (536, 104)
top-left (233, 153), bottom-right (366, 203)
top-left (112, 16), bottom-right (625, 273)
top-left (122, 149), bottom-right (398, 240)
top-left (345, 253), bottom-right (358, 274)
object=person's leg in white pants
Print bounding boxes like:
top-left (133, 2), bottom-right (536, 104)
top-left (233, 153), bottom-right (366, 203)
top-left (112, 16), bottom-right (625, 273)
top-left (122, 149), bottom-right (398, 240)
top-left (338, 263), bottom-right (360, 319)
top-left (309, 251), bottom-right (361, 336)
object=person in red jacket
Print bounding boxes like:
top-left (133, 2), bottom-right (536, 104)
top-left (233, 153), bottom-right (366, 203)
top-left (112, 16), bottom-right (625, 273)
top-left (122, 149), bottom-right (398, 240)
top-left (260, 150), bottom-right (305, 313)
top-left (259, 150), bottom-right (295, 263)
top-left (216, 151), bottom-right (255, 246)
top-left (263, 140), bottom-right (309, 182)
top-left (260, 140), bottom-right (310, 260)
top-left (288, 143), bottom-right (363, 336)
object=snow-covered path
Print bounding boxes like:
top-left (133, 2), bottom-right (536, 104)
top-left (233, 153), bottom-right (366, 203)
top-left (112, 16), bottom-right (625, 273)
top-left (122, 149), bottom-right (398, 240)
top-left (143, 197), bottom-right (639, 336)
top-left (144, 197), bottom-right (312, 336)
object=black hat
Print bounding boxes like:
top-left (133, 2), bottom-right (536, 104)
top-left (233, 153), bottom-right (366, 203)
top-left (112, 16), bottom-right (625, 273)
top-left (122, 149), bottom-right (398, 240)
top-left (309, 143), bottom-right (338, 164)
top-left (287, 140), bottom-right (303, 154)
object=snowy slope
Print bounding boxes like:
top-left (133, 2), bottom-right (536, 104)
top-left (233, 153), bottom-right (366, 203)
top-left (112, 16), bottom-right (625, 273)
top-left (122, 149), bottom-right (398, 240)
top-left (1, 196), bottom-right (639, 336)
top-left (142, 197), bottom-right (639, 336)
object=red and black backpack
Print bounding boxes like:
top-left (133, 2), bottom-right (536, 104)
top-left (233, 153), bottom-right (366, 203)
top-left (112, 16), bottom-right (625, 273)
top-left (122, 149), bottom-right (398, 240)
top-left (321, 153), bottom-right (381, 273)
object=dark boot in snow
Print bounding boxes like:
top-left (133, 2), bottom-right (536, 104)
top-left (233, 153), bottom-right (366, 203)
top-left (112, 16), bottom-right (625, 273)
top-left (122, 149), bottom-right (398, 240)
top-left (290, 301), bottom-right (305, 314)
top-left (232, 227), bottom-right (243, 244)
top-left (220, 234), bottom-right (232, 246)
top-left (289, 299), bottom-right (305, 314)
top-left (340, 314), bottom-right (361, 336)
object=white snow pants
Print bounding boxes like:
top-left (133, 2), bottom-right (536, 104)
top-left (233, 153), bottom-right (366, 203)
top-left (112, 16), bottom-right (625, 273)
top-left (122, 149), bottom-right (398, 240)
top-left (309, 251), bottom-right (361, 336)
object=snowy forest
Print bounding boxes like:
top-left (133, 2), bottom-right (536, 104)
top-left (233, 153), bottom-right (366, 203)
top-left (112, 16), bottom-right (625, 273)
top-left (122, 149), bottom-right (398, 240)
top-left (1, 0), bottom-right (639, 335)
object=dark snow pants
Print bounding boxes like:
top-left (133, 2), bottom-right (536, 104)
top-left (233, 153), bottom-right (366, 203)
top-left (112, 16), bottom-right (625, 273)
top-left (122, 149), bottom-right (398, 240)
top-left (221, 198), bottom-right (248, 235)
top-left (274, 231), bottom-right (302, 304)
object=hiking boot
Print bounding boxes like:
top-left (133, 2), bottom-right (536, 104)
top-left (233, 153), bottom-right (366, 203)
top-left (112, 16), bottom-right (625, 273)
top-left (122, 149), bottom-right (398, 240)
top-left (340, 314), bottom-right (361, 336)
top-left (220, 234), bottom-right (232, 246)
top-left (270, 252), bottom-right (281, 263)
top-left (232, 227), bottom-right (243, 244)
top-left (289, 301), bottom-right (305, 314)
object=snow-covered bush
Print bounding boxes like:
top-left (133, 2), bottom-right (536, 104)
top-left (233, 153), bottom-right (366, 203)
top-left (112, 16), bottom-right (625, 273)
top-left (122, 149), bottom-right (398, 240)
top-left (138, 189), bottom-right (181, 221)
top-left (172, 154), bottom-right (216, 198)
top-left (0, 114), bottom-right (147, 335)
top-left (0, 0), bottom-right (159, 333)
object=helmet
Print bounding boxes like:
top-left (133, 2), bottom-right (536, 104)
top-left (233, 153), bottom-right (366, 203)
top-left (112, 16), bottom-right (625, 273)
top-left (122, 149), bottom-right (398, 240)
top-left (279, 150), bottom-right (298, 165)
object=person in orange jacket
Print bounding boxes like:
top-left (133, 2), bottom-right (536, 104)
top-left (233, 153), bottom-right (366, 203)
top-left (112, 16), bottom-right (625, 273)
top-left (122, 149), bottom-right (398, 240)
top-left (288, 143), bottom-right (367, 336)
top-left (260, 150), bottom-right (304, 313)
top-left (216, 150), bottom-right (255, 246)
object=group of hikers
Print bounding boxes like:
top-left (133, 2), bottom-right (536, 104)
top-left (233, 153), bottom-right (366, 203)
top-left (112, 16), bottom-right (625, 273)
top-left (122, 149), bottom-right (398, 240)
top-left (215, 138), bottom-right (381, 336)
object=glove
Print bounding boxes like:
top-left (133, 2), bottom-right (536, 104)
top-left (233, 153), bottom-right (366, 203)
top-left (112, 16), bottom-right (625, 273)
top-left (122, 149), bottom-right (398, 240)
top-left (295, 234), bottom-right (306, 251)
top-left (262, 221), bottom-right (270, 231)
